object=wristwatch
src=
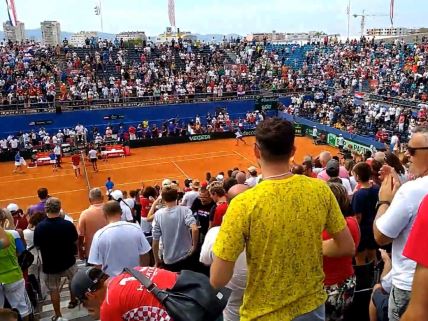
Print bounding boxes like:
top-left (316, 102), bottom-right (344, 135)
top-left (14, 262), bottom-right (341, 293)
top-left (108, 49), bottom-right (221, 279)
top-left (376, 201), bottom-right (391, 211)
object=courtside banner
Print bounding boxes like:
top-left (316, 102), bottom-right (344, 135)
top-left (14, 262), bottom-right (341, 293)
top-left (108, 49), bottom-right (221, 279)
top-left (188, 134), bottom-right (212, 142)
top-left (327, 133), bottom-right (372, 154)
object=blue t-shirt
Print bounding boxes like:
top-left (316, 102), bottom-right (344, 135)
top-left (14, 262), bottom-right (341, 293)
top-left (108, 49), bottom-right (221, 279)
top-left (105, 181), bottom-right (114, 190)
top-left (351, 185), bottom-right (380, 229)
top-left (15, 154), bottom-right (20, 162)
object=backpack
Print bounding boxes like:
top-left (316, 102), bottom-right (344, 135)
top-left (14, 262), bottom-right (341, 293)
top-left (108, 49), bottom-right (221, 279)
top-left (18, 246), bottom-right (34, 271)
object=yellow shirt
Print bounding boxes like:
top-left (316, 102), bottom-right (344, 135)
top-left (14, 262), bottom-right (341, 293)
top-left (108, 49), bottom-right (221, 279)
top-left (213, 175), bottom-right (346, 321)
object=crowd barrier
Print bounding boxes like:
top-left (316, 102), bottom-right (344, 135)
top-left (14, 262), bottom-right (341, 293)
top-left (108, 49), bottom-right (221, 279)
top-left (280, 113), bottom-right (386, 153)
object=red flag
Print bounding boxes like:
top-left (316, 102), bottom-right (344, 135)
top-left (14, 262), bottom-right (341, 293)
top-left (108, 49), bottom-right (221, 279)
top-left (168, 0), bottom-right (176, 27)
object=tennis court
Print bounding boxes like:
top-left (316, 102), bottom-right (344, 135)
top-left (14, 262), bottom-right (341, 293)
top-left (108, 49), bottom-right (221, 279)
top-left (0, 136), bottom-right (337, 220)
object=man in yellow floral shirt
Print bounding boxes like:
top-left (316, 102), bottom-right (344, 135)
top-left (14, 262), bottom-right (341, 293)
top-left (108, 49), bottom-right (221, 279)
top-left (211, 118), bottom-right (355, 321)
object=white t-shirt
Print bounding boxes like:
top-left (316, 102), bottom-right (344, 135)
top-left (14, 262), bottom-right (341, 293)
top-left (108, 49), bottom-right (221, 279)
top-left (340, 178), bottom-right (353, 196)
top-left (245, 176), bottom-right (258, 187)
top-left (88, 149), bottom-right (97, 159)
top-left (88, 221), bottom-right (151, 277)
top-left (180, 190), bottom-right (199, 207)
top-left (376, 176), bottom-right (428, 291)
top-left (119, 201), bottom-right (133, 222)
top-left (200, 227), bottom-right (247, 321)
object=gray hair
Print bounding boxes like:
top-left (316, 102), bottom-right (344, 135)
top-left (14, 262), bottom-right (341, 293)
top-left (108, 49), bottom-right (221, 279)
top-left (45, 197), bottom-right (61, 215)
top-left (414, 126), bottom-right (428, 144)
top-left (319, 151), bottom-right (332, 164)
top-left (89, 188), bottom-right (103, 202)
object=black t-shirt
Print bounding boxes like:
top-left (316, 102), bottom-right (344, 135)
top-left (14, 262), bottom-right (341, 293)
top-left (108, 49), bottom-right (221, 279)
top-left (34, 216), bottom-right (78, 274)
top-left (351, 185), bottom-right (380, 229)
top-left (191, 198), bottom-right (215, 236)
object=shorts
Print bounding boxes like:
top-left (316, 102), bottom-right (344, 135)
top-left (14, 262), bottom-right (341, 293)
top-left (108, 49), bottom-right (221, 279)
top-left (325, 275), bottom-right (356, 321)
top-left (90, 158), bottom-right (97, 163)
top-left (50, 160), bottom-right (56, 164)
top-left (372, 287), bottom-right (389, 321)
top-left (44, 265), bottom-right (77, 292)
top-left (388, 285), bottom-right (411, 321)
top-left (14, 162), bottom-right (21, 166)
top-left (72, 164), bottom-right (80, 170)
top-left (0, 279), bottom-right (32, 317)
top-left (357, 226), bottom-right (378, 252)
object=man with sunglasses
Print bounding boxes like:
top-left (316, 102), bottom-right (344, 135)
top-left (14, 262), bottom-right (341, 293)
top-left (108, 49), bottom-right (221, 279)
top-left (71, 266), bottom-right (177, 321)
top-left (374, 126), bottom-right (428, 321)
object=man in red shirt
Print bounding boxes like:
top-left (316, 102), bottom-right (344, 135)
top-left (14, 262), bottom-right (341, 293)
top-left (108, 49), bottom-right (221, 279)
top-left (71, 151), bottom-right (81, 178)
top-left (71, 266), bottom-right (176, 321)
top-left (401, 195), bottom-right (428, 321)
top-left (208, 183), bottom-right (228, 229)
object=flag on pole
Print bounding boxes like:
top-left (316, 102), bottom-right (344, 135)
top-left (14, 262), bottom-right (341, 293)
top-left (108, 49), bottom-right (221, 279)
top-left (390, 0), bottom-right (394, 26)
top-left (168, 0), bottom-right (176, 27)
top-left (5, 0), bottom-right (18, 27)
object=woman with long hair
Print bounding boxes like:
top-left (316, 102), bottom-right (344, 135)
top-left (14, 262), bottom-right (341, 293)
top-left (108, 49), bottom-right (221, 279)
top-left (324, 182), bottom-right (360, 321)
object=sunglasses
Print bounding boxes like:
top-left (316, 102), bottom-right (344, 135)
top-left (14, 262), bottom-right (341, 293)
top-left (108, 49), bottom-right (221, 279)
top-left (407, 146), bottom-right (428, 156)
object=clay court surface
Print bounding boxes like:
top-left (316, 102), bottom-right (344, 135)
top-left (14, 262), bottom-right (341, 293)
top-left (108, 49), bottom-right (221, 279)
top-left (0, 136), bottom-right (337, 221)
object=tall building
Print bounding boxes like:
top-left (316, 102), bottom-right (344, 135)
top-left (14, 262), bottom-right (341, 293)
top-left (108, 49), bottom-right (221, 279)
top-left (40, 21), bottom-right (61, 46)
top-left (3, 21), bottom-right (25, 43)
top-left (70, 31), bottom-right (98, 47)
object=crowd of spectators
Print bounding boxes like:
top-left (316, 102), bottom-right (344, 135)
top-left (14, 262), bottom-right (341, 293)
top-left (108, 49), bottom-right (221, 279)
top-left (1, 117), bottom-right (427, 321)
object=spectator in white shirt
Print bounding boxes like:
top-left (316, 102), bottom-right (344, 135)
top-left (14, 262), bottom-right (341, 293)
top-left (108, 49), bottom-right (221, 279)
top-left (109, 190), bottom-right (134, 222)
top-left (245, 166), bottom-right (259, 187)
top-left (180, 180), bottom-right (200, 207)
top-left (88, 201), bottom-right (151, 277)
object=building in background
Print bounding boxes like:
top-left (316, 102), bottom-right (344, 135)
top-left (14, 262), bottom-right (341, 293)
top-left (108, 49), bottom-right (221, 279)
top-left (40, 21), bottom-right (61, 46)
top-left (367, 27), bottom-right (416, 37)
top-left (3, 21), bottom-right (25, 42)
top-left (116, 31), bottom-right (147, 42)
top-left (246, 31), bottom-right (333, 43)
top-left (155, 27), bottom-right (196, 43)
top-left (70, 31), bottom-right (98, 47)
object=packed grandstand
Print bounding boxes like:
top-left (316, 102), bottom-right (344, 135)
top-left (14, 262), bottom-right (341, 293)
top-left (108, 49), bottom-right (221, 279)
top-left (1, 3), bottom-right (428, 321)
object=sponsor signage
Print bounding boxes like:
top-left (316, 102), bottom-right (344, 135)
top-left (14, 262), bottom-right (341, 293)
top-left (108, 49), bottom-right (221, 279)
top-left (29, 120), bottom-right (53, 126)
top-left (294, 124), bottom-right (304, 137)
top-left (327, 133), bottom-right (372, 154)
top-left (242, 129), bottom-right (255, 136)
top-left (188, 134), bottom-right (212, 142)
top-left (103, 114), bottom-right (125, 120)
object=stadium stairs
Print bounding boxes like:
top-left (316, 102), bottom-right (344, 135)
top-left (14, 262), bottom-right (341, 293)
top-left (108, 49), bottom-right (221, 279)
top-left (36, 259), bottom-right (92, 321)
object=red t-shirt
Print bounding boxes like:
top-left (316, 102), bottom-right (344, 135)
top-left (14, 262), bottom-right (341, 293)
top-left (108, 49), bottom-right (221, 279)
top-left (403, 195), bottom-right (428, 268)
top-left (101, 267), bottom-right (177, 321)
top-left (71, 154), bottom-right (80, 166)
top-left (211, 202), bottom-right (228, 227)
top-left (322, 216), bottom-right (360, 286)
top-left (139, 197), bottom-right (152, 218)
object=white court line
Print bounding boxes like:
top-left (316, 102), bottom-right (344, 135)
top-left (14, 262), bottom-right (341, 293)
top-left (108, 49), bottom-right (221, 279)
top-left (233, 150), bottom-right (255, 165)
top-left (171, 161), bottom-right (189, 178)
top-left (0, 175), bottom-right (186, 203)
top-left (1, 151), bottom-right (233, 184)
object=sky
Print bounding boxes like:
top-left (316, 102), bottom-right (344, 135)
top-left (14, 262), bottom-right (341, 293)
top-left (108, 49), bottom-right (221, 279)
top-left (2, 0), bottom-right (427, 37)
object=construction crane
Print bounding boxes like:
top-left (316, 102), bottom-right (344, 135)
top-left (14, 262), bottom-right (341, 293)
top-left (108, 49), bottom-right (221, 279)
top-left (353, 10), bottom-right (388, 37)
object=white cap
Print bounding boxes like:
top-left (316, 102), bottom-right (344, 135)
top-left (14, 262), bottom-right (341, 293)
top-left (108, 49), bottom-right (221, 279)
top-left (7, 203), bottom-right (19, 212)
top-left (162, 179), bottom-right (172, 187)
top-left (216, 174), bottom-right (224, 181)
top-left (110, 190), bottom-right (123, 201)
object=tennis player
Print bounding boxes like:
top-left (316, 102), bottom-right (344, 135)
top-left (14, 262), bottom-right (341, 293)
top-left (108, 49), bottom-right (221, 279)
top-left (235, 128), bottom-right (247, 146)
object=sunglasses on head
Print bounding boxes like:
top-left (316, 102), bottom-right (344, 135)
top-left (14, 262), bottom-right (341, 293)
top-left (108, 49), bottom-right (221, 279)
top-left (407, 146), bottom-right (428, 156)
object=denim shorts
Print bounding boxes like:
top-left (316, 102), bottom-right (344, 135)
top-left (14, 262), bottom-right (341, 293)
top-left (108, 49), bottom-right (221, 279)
top-left (388, 285), bottom-right (411, 321)
top-left (292, 304), bottom-right (325, 321)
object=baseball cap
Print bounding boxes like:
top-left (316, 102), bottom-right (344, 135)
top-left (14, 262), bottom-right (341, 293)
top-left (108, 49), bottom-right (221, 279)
top-left (216, 174), bottom-right (224, 181)
top-left (162, 179), bottom-right (172, 187)
top-left (326, 159), bottom-right (339, 172)
top-left (110, 190), bottom-right (123, 201)
top-left (71, 267), bottom-right (106, 301)
top-left (6, 203), bottom-right (19, 212)
top-left (247, 166), bottom-right (257, 173)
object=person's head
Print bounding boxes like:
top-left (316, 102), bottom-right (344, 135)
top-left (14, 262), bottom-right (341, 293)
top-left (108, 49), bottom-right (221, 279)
top-left (405, 126), bottom-right (428, 177)
top-left (71, 267), bottom-right (109, 319)
top-left (373, 152), bottom-right (386, 163)
top-left (0, 308), bottom-right (18, 321)
top-left (129, 190), bottom-right (137, 199)
top-left (107, 177), bottom-right (111, 181)
top-left (326, 159), bottom-right (340, 178)
top-left (142, 186), bottom-right (157, 199)
top-left (227, 169), bottom-right (233, 178)
top-left (344, 159), bottom-right (356, 174)
top-left (205, 172), bottom-right (212, 181)
top-left (385, 152), bottom-right (405, 175)
top-left (161, 186), bottom-right (178, 203)
top-left (88, 188), bottom-right (103, 205)
top-left (191, 180), bottom-right (201, 191)
top-left (352, 162), bottom-right (372, 183)
top-left (319, 151), bottom-right (332, 167)
top-left (28, 212), bottom-right (47, 228)
top-left (103, 201), bottom-right (122, 219)
top-left (45, 197), bottom-right (61, 216)
top-left (198, 187), bottom-right (212, 205)
top-left (235, 172), bottom-right (246, 184)
top-left (291, 165), bottom-right (304, 175)
top-left (223, 177), bottom-right (237, 193)
top-left (254, 118), bottom-right (295, 165)
top-left (302, 160), bottom-right (313, 177)
top-left (247, 166), bottom-right (257, 177)
top-left (37, 187), bottom-right (48, 201)
top-left (208, 182), bottom-right (226, 202)
top-left (327, 182), bottom-right (351, 215)
top-left (227, 184), bottom-right (249, 201)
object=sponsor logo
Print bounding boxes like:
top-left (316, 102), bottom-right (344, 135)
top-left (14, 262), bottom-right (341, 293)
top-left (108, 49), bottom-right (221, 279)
top-left (327, 133), bottom-right (371, 154)
top-left (189, 134), bottom-right (211, 141)
top-left (242, 130), bottom-right (255, 136)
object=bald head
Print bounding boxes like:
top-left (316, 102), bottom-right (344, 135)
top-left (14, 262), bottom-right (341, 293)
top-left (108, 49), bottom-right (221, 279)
top-left (236, 172), bottom-right (246, 184)
top-left (374, 152), bottom-right (386, 163)
top-left (319, 151), bottom-right (332, 166)
top-left (227, 184), bottom-right (249, 201)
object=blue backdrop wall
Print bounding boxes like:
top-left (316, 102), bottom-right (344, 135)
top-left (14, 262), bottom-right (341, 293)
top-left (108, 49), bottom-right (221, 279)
top-left (0, 97), bottom-right (293, 136)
